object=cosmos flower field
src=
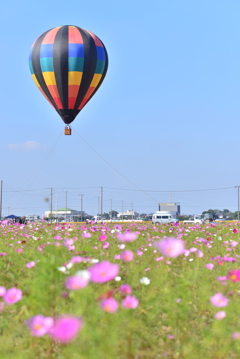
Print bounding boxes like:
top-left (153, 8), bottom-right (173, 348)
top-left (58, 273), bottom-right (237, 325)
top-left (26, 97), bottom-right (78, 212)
top-left (1, 220), bottom-right (240, 359)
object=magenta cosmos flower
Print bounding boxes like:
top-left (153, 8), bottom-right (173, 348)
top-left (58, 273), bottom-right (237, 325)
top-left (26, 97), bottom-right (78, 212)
top-left (122, 295), bottom-right (139, 309)
top-left (120, 250), bottom-right (134, 262)
top-left (65, 275), bottom-right (89, 290)
top-left (49, 316), bottom-right (83, 343)
top-left (119, 284), bottom-right (132, 295)
top-left (26, 315), bottom-right (54, 336)
top-left (154, 237), bottom-right (185, 258)
top-left (210, 293), bottom-right (229, 308)
top-left (117, 232), bottom-right (139, 242)
top-left (100, 298), bottom-right (119, 313)
top-left (99, 234), bottom-right (107, 242)
top-left (88, 261), bottom-right (119, 283)
top-left (3, 288), bottom-right (22, 305)
top-left (227, 269), bottom-right (240, 282)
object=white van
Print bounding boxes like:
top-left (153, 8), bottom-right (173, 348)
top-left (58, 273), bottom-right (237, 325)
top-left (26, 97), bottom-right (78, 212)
top-left (152, 211), bottom-right (179, 224)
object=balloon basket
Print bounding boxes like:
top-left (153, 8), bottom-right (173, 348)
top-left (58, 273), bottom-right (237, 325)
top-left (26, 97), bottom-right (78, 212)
top-left (64, 126), bottom-right (71, 135)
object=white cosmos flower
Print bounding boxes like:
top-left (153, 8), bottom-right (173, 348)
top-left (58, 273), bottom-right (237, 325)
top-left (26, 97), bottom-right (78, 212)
top-left (189, 258), bottom-right (193, 261)
top-left (57, 266), bottom-right (69, 274)
top-left (115, 276), bottom-right (121, 281)
top-left (91, 258), bottom-right (99, 263)
top-left (75, 270), bottom-right (91, 280)
top-left (66, 262), bottom-right (73, 269)
top-left (140, 277), bottom-right (150, 285)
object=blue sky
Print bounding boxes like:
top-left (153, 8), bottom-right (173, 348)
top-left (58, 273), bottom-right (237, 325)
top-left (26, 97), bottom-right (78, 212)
top-left (1, 0), bottom-right (240, 217)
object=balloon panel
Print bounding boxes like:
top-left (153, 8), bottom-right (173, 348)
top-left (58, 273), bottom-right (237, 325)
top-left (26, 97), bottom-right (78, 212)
top-left (29, 26), bottom-right (108, 124)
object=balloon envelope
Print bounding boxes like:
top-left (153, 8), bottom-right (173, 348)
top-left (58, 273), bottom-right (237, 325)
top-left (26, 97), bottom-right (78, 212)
top-left (29, 26), bottom-right (108, 124)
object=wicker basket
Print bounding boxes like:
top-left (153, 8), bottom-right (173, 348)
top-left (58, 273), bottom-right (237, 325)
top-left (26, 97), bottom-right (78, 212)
top-left (64, 127), bottom-right (71, 135)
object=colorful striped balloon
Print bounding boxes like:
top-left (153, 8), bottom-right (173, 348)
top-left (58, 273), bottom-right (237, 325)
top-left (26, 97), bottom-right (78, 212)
top-left (29, 26), bottom-right (108, 125)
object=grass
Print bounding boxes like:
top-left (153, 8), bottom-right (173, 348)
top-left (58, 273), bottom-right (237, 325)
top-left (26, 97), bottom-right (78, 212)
top-left (1, 221), bottom-right (240, 358)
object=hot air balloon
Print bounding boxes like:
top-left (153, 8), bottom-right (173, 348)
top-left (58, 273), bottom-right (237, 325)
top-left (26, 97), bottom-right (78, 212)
top-left (29, 26), bottom-right (108, 135)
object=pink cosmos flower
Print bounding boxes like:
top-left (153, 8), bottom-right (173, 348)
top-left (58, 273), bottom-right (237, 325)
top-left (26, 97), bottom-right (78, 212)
top-left (227, 269), bottom-right (240, 282)
top-left (70, 256), bottom-right (84, 263)
top-left (233, 229), bottom-right (239, 233)
top-left (100, 298), bottom-right (119, 313)
top-left (206, 263), bottom-right (214, 270)
top-left (117, 232), bottom-right (139, 242)
top-left (0, 286), bottom-right (6, 296)
top-left (122, 295), bottom-right (139, 309)
top-left (88, 261), bottom-right (119, 283)
top-left (102, 242), bottom-right (109, 249)
top-left (119, 284), bottom-right (132, 295)
top-left (82, 233), bottom-right (92, 238)
top-left (26, 261), bottom-right (35, 268)
top-left (49, 316), bottom-right (83, 343)
top-left (54, 235), bottom-right (62, 240)
top-left (232, 332), bottom-right (240, 340)
top-left (214, 311), bottom-right (226, 320)
top-left (154, 237), bottom-right (185, 258)
top-left (64, 239), bottom-right (74, 247)
top-left (120, 250), bottom-right (134, 262)
top-left (16, 249), bottom-right (23, 253)
top-left (25, 315), bottom-right (54, 336)
top-left (65, 275), bottom-right (89, 290)
top-left (3, 288), bottom-right (22, 305)
top-left (99, 235), bottom-right (107, 242)
top-left (210, 293), bottom-right (229, 307)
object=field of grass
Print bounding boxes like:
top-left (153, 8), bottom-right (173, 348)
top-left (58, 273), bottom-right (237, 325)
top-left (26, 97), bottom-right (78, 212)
top-left (1, 220), bottom-right (240, 359)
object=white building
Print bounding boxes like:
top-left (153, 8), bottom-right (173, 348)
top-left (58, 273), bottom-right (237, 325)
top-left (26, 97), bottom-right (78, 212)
top-left (45, 208), bottom-right (85, 219)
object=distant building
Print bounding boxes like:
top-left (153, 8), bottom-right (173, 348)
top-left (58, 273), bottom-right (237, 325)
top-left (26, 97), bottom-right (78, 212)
top-left (45, 208), bottom-right (85, 219)
top-left (158, 203), bottom-right (180, 215)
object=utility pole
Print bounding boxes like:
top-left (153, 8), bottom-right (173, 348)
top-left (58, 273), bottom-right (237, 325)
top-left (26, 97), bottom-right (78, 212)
top-left (80, 194), bottom-right (84, 222)
top-left (110, 199), bottom-right (112, 220)
top-left (100, 187), bottom-right (103, 220)
top-left (131, 203), bottom-right (133, 220)
top-left (50, 188), bottom-right (53, 223)
top-left (0, 180), bottom-right (2, 220)
top-left (235, 186), bottom-right (240, 221)
top-left (122, 201), bottom-right (124, 221)
top-left (65, 191), bottom-right (68, 221)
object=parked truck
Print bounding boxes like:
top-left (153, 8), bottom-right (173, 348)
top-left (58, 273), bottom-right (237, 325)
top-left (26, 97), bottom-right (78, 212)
top-left (183, 215), bottom-right (203, 224)
top-left (183, 213), bottom-right (215, 224)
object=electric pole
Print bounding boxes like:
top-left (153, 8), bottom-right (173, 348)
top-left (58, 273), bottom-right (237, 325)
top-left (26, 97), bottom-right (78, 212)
top-left (65, 191), bottom-right (68, 221)
top-left (235, 186), bottom-right (240, 221)
top-left (100, 187), bottom-right (103, 220)
top-left (50, 187), bottom-right (53, 223)
top-left (131, 203), bottom-right (133, 220)
top-left (80, 194), bottom-right (84, 222)
top-left (110, 199), bottom-right (112, 220)
top-left (0, 180), bottom-right (2, 220)
top-left (122, 201), bottom-right (124, 221)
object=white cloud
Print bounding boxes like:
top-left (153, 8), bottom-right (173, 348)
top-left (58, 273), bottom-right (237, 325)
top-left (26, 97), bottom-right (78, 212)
top-left (8, 141), bottom-right (47, 151)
